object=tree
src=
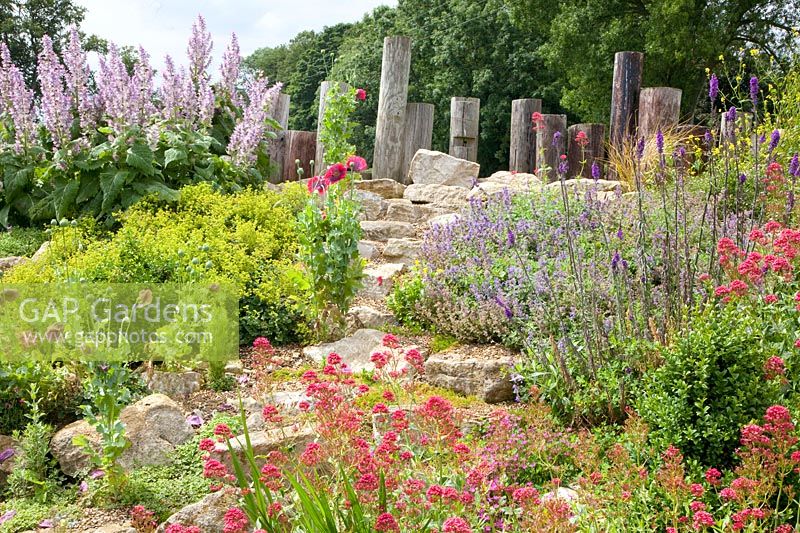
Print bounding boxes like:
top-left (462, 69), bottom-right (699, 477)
top-left (0, 0), bottom-right (90, 89)
top-left (506, 0), bottom-right (800, 123)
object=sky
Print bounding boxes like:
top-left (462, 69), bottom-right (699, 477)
top-left (76, 0), bottom-right (396, 72)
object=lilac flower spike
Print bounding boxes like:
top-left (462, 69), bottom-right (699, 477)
top-left (591, 161), bottom-right (601, 180)
top-left (656, 129), bottom-right (664, 154)
top-left (552, 130), bottom-right (561, 147)
top-left (768, 129), bottom-right (780, 152)
top-left (37, 35), bottom-right (72, 148)
top-left (749, 76), bottom-right (759, 107)
top-left (219, 33), bottom-right (242, 106)
top-left (227, 76), bottom-right (283, 166)
top-left (790, 153), bottom-right (799, 177)
top-left (636, 137), bottom-right (645, 159)
top-left (187, 14), bottom-right (213, 85)
top-left (709, 73), bottom-right (719, 102)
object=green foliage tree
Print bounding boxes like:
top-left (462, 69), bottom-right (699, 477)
top-left (0, 0), bottom-right (102, 89)
top-left (245, 23), bottom-right (353, 132)
top-left (505, 0), bottom-right (800, 122)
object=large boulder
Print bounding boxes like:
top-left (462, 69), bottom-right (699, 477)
top-left (360, 221), bottom-right (416, 241)
top-left (156, 489), bottom-right (238, 533)
top-left (354, 179), bottom-right (407, 199)
top-left (51, 394), bottom-right (194, 477)
top-left (0, 256), bottom-right (26, 271)
top-left (468, 171), bottom-right (542, 200)
top-left (404, 183), bottom-right (469, 209)
top-left (407, 149), bottom-right (479, 188)
top-left (360, 263), bottom-right (406, 299)
top-left (354, 190), bottom-right (387, 221)
top-left (543, 178), bottom-right (625, 194)
top-left (424, 347), bottom-right (516, 403)
top-left (303, 328), bottom-right (387, 373)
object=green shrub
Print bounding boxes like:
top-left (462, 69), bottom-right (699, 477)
top-left (0, 227), bottom-right (46, 257)
top-left (638, 303), bottom-right (781, 467)
top-left (387, 272), bottom-right (430, 332)
top-left (5, 183), bottom-right (310, 345)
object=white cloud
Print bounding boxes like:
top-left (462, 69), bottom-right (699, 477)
top-left (76, 0), bottom-right (397, 73)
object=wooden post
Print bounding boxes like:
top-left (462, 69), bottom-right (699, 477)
top-left (535, 114), bottom-right (567, 183)
top-left (271, 93), bottom-right (291, 130)
top-left (274, 130), bottom-right (316, 183)
top-left (401, 102), bottom-right (434, 183)
top-left (449, 97), bottom-right (480, 162)
top-left (373, 36), bottom-right (412, 182)
top-left (509, 98), bottom-right (542, 173)
top-left (315, 80), bottom-right (349, 176)
top-left (566, 123), bottom-right (605, 179)
top-left (609, 51), bottom-right (644, 149)
top-left (638, 87), bottom-right (681, 140)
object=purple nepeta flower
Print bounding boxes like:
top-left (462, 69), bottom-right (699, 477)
top-left (749, 76), bottom-right (759, 107)
top-left (552, 130), bottom-right (561, 146)
top-left (0, 510), bottom-right (16, 525)
top-left (636, 137), bottom-right (645, 159)
top-left (557, 159), bottom-right (568, 175)
top-left (611, 251), bottom-right (622, 270)
top-left (507, 228), bottom-right (516, 247)
top-left (704, 130), bottom-right (713, 146)
top-left (591, 161), bottom-right (601, 179)
top-left (768, 129), bottom-right (780, 152)
top-left (0, 448), bottom-right (14, 463)
top-left (759, 134), bottom-right (766, 144)
top-left (790, 153), bottom-right (799, 177)
top-left (656, 129), bottom-right (664, 154)
top-left (616, 228), bottom-right (623, 239)
top-left (709, 73), bottom-right (719, 102)
top-left (739, 173), bottom-right (747, 184)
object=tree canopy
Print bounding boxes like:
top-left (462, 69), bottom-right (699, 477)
top-left (247, 0), bottom-right (800, 172)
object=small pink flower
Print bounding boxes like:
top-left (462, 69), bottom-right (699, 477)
top-left (355, 88), bottom-right (367, 101)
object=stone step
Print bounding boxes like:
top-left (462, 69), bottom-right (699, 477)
top-left (382, 238), bottom-right (421, 265)
top-left (423, 346), bottom-right (517, 403)
top-left (360, 220), bottom-right (416, 241)
top-left (347, 305), bottom-right (398, 330)
top-left (360, 262), bottom-right (406, 299)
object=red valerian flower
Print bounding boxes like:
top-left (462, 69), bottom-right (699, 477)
top-left (355, 88), bottom-right (367, 101)
top-left (705, 467), bottom-right (722, 486)
top-left (222, 507), bottom-right (248, 533)
top-left (375, 512), bottom-right (400, 532)
top-left (692, 510), bottom-right (714, 529)
top-left (347, 155), bottom-right (368, 172)
top-left (442, 517), bottom-right (472, 533)
top-left (575, 130), bottom-right (589, 146)
top-left (214, 423), bottom-right (233, 439)
top-left (324, 162), bottom-right (348, 184)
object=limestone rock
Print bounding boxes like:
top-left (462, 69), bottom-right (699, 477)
top-left (51, 394), bottom-right (194, 477)
top-left (303, 328), bottom-right (387, 373)
top-left (382, 238), bottom-right (421, 265)
top-left (31, 241), bottom-right (50, 261)
top-left (358, 240), bottom-right (381, 260)
top-left (348, 305), bottom-right (397, 330)
top-left (354, 190), bottom-right (387, 221)
top-left (156, 489), bottom-right (238, 533)
top-left (428, 213), bottom-right (460, 228)
top-left (360, 262), bottom-right (406, 299)
top-left (87, 525), bottom-right (137, 533)
top-left (354, 179), bottom-right (406, 199)
top-left (424, 348), bottom-right (516, 403)
top-left (228, 424), bottom-right (314, 460)
top-left (383, 199), bottom-right (419, 223)
top-left (145, 370), bottom-right (202, 398)
top-left (407, 149), bottom-right (479, 188)
top-left (0, 256), bottom-right (25, 271)
top-left (468, 171), bottom-right (542, 200)
top-left (543, 178), bottom-right (625, 194)
top-left (360, 221), bottom-right (416, 241)
top-left (404, 183), bottom-right (469, 209)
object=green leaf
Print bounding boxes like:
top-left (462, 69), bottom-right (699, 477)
top-left (56, 179), bottom-right (80, 218)
top-left (163, 148), bottom-right (187, 168)
top-left (100, 170), bottom-right (129, 214)
top-left (126, 143), bottom-right (156, 176)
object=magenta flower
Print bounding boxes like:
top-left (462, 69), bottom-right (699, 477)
top-left (324, 162), bottom-right (348, 184)
top-left (346, 155), bottom-right (368, 172)
top-left (355, 88), bottom-right (366, 101)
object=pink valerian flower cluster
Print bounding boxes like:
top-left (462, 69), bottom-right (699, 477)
top-left (227, 75), bottom-right (283, 166)
top-left (163, 525), bottom-right (201, 533)
top-left (370, 333), bottom-right (425, 381)
top-left (222, 507), bottom-right (248, 533)
top-left (0, 43), bottom-right (35, 153)
top-left (37, 35), bottom-right (72, 148)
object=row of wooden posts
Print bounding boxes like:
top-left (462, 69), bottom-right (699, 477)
top-left (267, 41), bottom-right (682, 184)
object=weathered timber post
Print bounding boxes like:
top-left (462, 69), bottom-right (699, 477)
top-left (271, 93), bottom-right (291, 130)
top-left (566, 123), bottom-right (606, 179)
top-left (315, 80), bottom-right (349, 176)
top-left (277, 130), bottom-right (316, 182)
top-left (373, 36), bottom-right (412, 182)
top-left (535, 114), bottom-right (567, 182)
top-left (449, 97), bottom-right (480, 162)
top-left (638, 87), bottom-right (681, 140)
top-left (509, 98), bottom-right (542, 173)
top-left (609, 52), bottom-right (644, 149)
top-left (401, 102), bottom-right (434, 183)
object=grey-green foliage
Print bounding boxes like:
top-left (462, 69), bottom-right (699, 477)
top-left (7, 385), bottom-right (60, 501)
